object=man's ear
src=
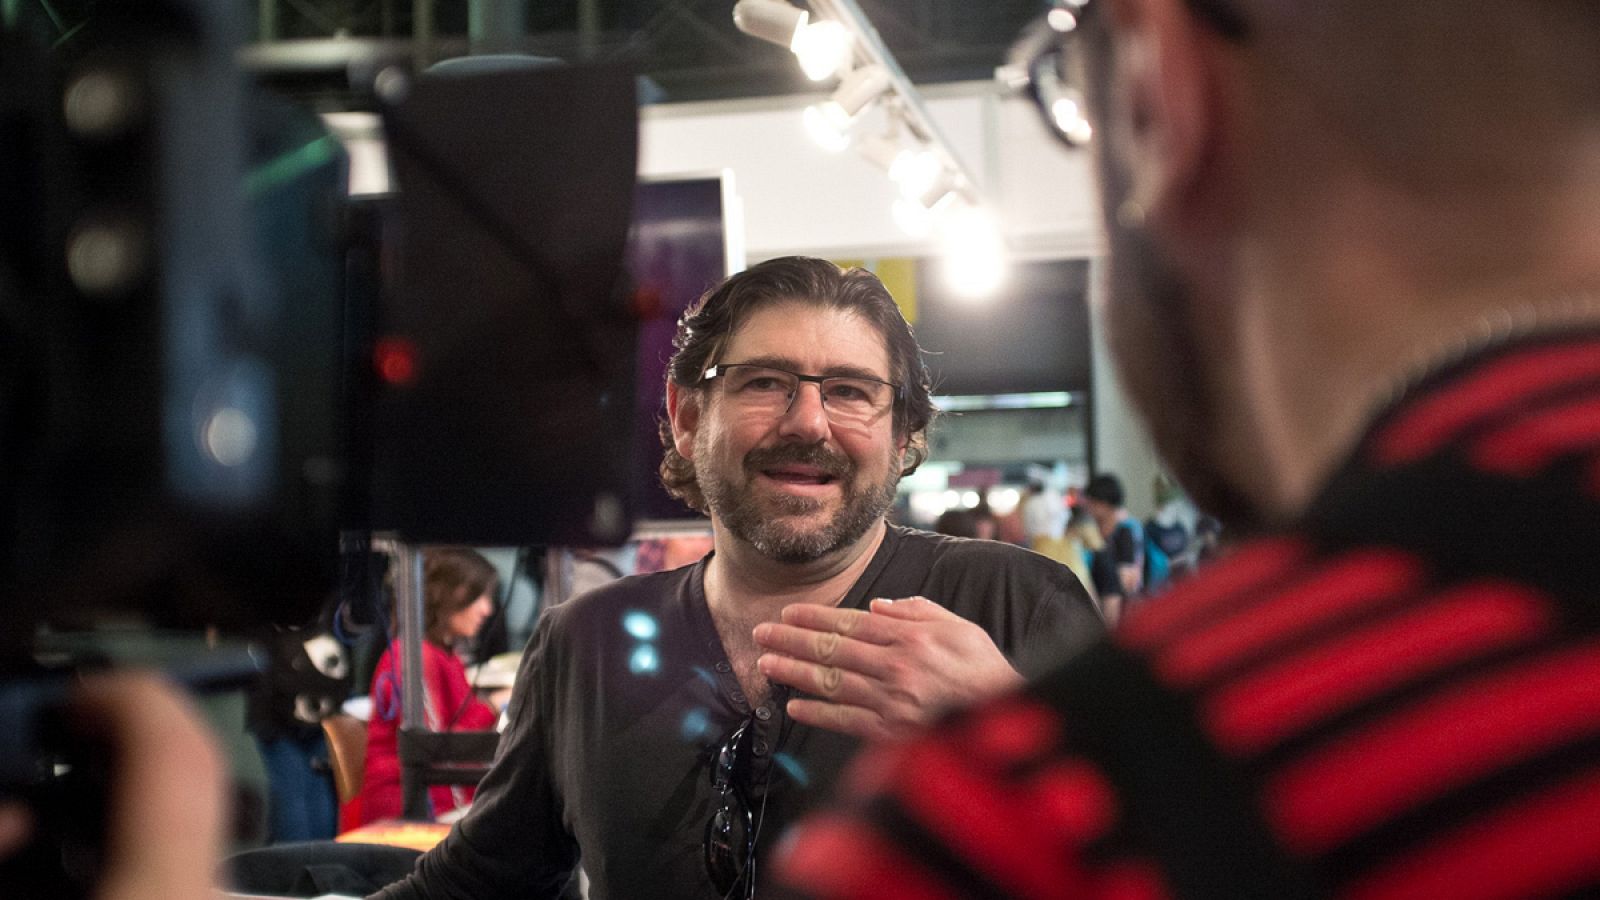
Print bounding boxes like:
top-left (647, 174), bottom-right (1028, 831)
top-left (1104, 0), bottom-right (1219, 226)
top-left (665, 381), bottom-right (701, 460)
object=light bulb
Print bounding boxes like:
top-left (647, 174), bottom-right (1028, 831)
top-left (792, 19), bottom-right (852, 81)
top-left (940, 205), bottom-right (1007, 298)
top-left (803, 103), bottom-right (853, 152)
top-left (801, 66), bottom-right (887, 152)
top-left (888, 149), bottom-right (942, 203)
top-left (1047, 7), bottom-right (1080, 32)
top-left (1051, 94), bottom-right (1093, 145)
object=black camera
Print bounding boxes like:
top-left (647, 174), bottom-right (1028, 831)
top-left (2, 0), bottom-right (642, 893)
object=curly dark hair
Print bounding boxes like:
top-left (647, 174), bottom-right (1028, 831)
top-left (657, 256), bottom-right (937, 513)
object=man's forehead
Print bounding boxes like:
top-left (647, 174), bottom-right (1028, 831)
top-left (720, 301), bottom-right (893, 374)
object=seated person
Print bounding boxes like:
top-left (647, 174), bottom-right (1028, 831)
top-left (368, 257), bottom-right (1103, 900)
top-left (353, 547), bottom-right (500, 825)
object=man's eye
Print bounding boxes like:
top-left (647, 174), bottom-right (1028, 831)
top-left (826, 383), bottom-right (870, 402)
top-left (742, 377), bottom-right (788, 392)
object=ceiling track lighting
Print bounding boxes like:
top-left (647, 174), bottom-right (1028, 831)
top-left (735, 0), bottom-right (1009, 295)
top-left (802, 64), bottom-right (890, 152)
top-left (791, 19), bottom-right (853, 81)
top-left (733, 0), bottom-right (855, 81)
top-left (731, 0), bottom-right (807, 48)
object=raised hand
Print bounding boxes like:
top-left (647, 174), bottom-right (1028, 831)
top-left (754, 596), bottom-right (1024, 740)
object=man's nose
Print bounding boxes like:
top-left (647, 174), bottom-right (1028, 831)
top-left (778, 381), bottom-right (830, 441)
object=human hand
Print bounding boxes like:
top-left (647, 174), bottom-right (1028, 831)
top-left (753, 597), bottom-right (1024, 741)
top-left (74, 673), bottom-right (227, 900)
top-left (0, 801), bottom-right (31, 859)
top-left (1118, 563), bottom-right (1142, 596)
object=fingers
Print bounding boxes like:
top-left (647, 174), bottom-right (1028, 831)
top-left (757, 651), bottom-right (879, 706)
top-left (865, 596), bottom-right (952, 621)
top-left (783, 698), bottom-right (897, 741)
top-left (775, 604), bottom-right (902, 645)
top-left (73, 673), bottom-right (226, 900)
top-left (753, 622), bottom-right (894, 681)
top-left (0, 802), bottom-right (33, 858)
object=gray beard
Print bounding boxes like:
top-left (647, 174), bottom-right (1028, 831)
top-left (700, 445), bottom-right (900, 565)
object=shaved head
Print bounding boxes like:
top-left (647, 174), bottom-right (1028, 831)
top-left (1229, 0), bottom-right (1600, 187)
top-left (1080, 0), bottom-right (1600, 529)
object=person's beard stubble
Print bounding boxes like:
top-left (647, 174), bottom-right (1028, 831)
top-left (1094, 120), bottom-right (1264, 532)
top-left (699, 439), bottom-right (901, 565)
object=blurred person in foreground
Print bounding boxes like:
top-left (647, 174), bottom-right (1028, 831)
top-left (777, 0), bottom-right (1600, 896)
top-left (0, 674), bottom-right (226, 900)
top-left (354, 547), bottom-right (502, 827)
top-left (371, 256), bottom-right (1102, 900)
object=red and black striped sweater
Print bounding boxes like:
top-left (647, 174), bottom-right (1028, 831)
top-left (778, 331), bottom-right (1600, 900)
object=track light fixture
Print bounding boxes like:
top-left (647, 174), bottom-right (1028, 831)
top-left (791, 19), bottom-right (853, 81)
top-left (802, 65), bottom-right (889, 152)
top-left (733, 0), bottom-right (854, 82)
top-left (735, 0), bottom-right (1010, 295)
top-left (732, 0), bottom-right (806, 48)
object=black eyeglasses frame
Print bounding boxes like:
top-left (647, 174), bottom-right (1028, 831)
top-left (700, 362), bottom-right (903, 423)
top-left (1004, 0), bottom-right (1250, 149)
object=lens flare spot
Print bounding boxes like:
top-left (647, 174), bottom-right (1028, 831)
top-left (681, 707), bottom-right (712, 742)
top-left (623, 610), bottom-right (660, 641)
top-left (774, 752), bottom-right (810, 787)
top-left (629, 643), bottom-right (660, 676)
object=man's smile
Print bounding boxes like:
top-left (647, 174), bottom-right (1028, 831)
top-left (761, 464), bottom-right (836, 485)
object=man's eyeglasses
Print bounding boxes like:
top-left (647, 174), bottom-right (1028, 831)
top-left (1003, 0), bottom-right (1249, 149)
top-left (1002, 0), bottom-right (1097, 149)
top-left (703, 713), bottom-right (769, 899)
top-left (701, 363), bottom-right (900, 427)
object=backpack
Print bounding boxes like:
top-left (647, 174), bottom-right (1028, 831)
top-left (1143, 519), bottom-right (1188, 594)
top-left (1144, 534), bottom-right (1172, 593)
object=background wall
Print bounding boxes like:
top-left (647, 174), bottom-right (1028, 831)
top-left (638, 83), bottom-right (1101, 261)
top-left (637, 83), bottom-right (1167, 517)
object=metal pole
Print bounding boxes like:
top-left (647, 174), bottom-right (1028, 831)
top-left (395, 540), bottom-right (430, 818)
top-left (468, 0), bottom-right (526, 54)
top-left (577, 0), bottom-right (601, 57)
top-left (412, 0), bottom-right (433, 70)
top-left (258, 0), bottom-right (277, 41)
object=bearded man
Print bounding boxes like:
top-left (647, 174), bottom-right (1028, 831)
top-left (370, 255), bottom-right (1102, 900)
top-left (776, 0), bottom-right (1600, 897)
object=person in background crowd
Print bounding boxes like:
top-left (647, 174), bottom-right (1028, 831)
top-left (370, 257), bottom-right (1102, 900)
top-left (1064, 502), bottom-right (1104, 608)
top-left (354, 547), bottom-right (501, 826)
top-left (1023, 474), bottom-right (1096, 595)
top-left (1082, 472), bottom-right (1144, 625)
top-left (969, 493), bottom-right (1002, 541)
top-left (777, 0), bottom-right (1600, 896)
top-left (933, 506), bottom-right (981, 539)
top-left (1020, 474), bottom-right (1068, 551)
top-left (1192, 512), bottom-right (1225, 565)
top-left (1143, 472), bottom-right (1193, 587)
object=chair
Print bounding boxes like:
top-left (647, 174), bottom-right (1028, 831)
top-left (321, 713), bottom-right (368, 805)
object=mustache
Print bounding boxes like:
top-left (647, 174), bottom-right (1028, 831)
top-left (743, 443), bottom-right (852, 479)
